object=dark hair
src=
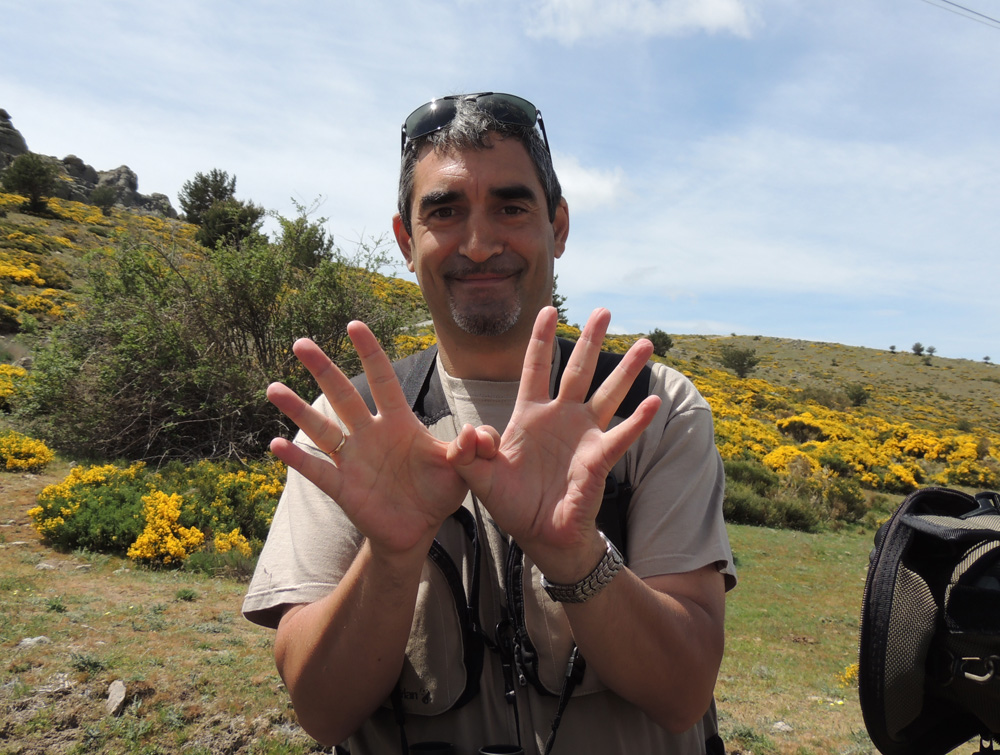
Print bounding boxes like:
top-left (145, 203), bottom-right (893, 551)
top-left (397, 98), bottom-right (562, 235)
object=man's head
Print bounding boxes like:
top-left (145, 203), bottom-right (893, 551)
top-left (392, 93), bottom-right (569, 366)
top-left (397, 93), bottom-right (562, 236)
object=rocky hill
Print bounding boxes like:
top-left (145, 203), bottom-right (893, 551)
top-left (0, 108), bottom-right (176, 217)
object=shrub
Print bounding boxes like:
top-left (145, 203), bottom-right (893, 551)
top-left (127, 491), bottom-right (205, 565)
top-left (89, 185), bottom-right (118, 216)
top-left (16, 206), bottom-right (412, 461)
top-left (845, 383), bottom-right (871, 407)
top-left (1, 153), bottom-right (57, 213)
top-left (723, 480), bottom-right (819, 531)
top-left (0, 363), bottom-right (28, 410)
top-left (724, 459), bottom-right (779, 497)
top-left (824, 477), bottom-right (868, 522)
top-left (0, 430), bottom-right (54, 471)
top-left (29, 463), bottom-right (150, 554)
top-left (719, 344), bottom-right (760, 378)
top-left (647, 328), bottom-right (673, 357)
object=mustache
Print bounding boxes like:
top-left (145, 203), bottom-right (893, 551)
top-left (442, 255), bottom-right (525, 279)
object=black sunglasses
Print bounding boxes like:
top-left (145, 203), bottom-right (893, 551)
top-left (400, 92), bottom-right (550, 155)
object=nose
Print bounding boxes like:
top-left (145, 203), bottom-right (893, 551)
top-left (459, 210), bottom-right (503, 263)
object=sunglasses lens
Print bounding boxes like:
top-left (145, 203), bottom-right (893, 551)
top-left (404, 99), bottom-right (460, 142)
top-left (477, 94), bottom-right (537, 127)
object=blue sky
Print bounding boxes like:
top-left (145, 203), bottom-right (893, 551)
top-left (2, 0), bottom-right (998, 361)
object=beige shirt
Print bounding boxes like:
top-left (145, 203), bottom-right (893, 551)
top-left (244, 350), bottom-right (735, 754)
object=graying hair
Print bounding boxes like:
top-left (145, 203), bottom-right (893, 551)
top-left (397, 98), bottom-right (562, 235)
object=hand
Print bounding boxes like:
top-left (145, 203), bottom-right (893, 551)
top-left (448, 307), bottom-right (661, 581)
top-left (267, 321), bottom-right (469, 556)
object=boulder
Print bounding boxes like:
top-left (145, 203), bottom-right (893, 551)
top-left (0, 108), bottom-right (28, 170)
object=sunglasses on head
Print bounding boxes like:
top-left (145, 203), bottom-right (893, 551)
top-left (400, 92), bottom-right (550, 155)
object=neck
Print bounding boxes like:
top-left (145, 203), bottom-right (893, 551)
top-left (434, 328), bottom-right (531, 381)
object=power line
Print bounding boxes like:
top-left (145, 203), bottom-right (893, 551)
top-left (918, 0), bottom-right (1000, 29)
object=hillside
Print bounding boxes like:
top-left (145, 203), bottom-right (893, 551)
top-left (1, 190), bottom-right (997, 754)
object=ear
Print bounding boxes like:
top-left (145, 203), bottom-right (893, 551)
top-left (392, 214), bottom-right (416, 273)
top-left (552, 198), bottom-right (569, 260)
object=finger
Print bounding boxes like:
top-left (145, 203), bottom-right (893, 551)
top-left (447, 424), bottom-right (481, 467)
top-left (474, 425), bottom-right (502, 459)
top-left (291, 338), bottom-right (375, 432)
top-left (447, 424), bottom-right (502, 467)
top-left (269, 436), bottom-right (343, 502)
top-left (557, 308), bottom-right (611, 403)
top-left (267, 382), bottom-right (346, 455)
top-left (346, 320), bottom-right (412, 419)
top-left (516, 306), bottom-right (559, 404)
top-left (589, 337), bottom-right (656, 429)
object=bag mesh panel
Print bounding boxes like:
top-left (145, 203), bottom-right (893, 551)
top-left (885, 564), bottom-right (938, 736)
top-left (918, 515), bottom-right (1000, 534)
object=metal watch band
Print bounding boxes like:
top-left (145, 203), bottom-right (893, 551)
top-left (540, 531), bottom-right (624, 604)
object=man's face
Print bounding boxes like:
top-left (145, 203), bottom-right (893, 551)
top-left (393, 136), bottom-right (569, 345)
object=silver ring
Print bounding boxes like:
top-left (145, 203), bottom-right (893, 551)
top-left (328, 435), bottom-right (347, 457)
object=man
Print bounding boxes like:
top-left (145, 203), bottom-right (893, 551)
top-left (243, 92), bottom-right (736, 754)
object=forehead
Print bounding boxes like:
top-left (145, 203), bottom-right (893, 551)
top-left (411, 136), bottom-right (543, 196)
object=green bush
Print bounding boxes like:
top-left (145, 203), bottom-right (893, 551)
top-left (28, 458), bottom-right (286, 561)
top-left (29, 463), bottom-right (152, 555)
top-left (1, 153), bottom-right (57, 213)
top-left (724, 459), bottom-right (779, 497)
top-left (648, 328), bottom-right (673, 357)
top-left (15, 205), bottom-right (411, 462)
top-left (719, 344), bottom-right (760, 378)
top-left (823, 477), bottom-right (868, 522)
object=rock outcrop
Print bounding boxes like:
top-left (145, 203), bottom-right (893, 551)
top-left (0, 109), bottom-right (176, 217)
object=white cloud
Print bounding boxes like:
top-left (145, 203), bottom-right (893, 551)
top-left (525, 0), bottom-right (758, 43)
top-left (554, 154), bottom-right (628, 213)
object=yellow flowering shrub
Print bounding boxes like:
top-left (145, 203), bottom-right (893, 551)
top-left (127, 491), bottom-right (205, 565)
top-left (0, 363), bottom-right (28, 410)
top-left (30, 462), bottom-right (150, 552)
top-left (214, 528), bottom-right (252, 557)
top-left (395, 331), bottom-right (437, 356)
top-left (0, 430), bottom-right (54, 471)
top-left (762, 445), bottom-right (819, 475)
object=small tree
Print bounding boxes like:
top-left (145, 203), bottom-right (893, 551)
top-left (1, 152), bottom-right (57, 212)
top-left (89, 184), bottom-right (118, 216)
top-left (719, 344), bottom-right (760, 378)
top-left (552, 274), bottom-right (569, 323)
top-left (178, 168), bottom-right (236, 226)
top-left (889, 345), bottom-right (896, 354)
top-left (912, 342), bottom-right (925, 356)
top-left (195, 198), bottom-right (265, 249)
top-left (845, 383), bottom-right (871, 407)
top-left (648, 328), bottom-right (673, 357)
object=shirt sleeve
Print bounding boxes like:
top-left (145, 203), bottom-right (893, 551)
top-left (622, 362), bottom-right (737, 591)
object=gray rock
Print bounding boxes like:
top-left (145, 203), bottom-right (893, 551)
top-left (35, 562), bottom-right (56, 571)
top-left (0, 108), bottom-right (28, 169)
top-left (106, 679), bottom-right (127, 716)
top-left (17, 636), bottom-right (51, 648)
top-left (0, 108), bottom-right (177, 217)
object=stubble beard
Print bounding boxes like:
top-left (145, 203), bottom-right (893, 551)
top-left (449, 298), bottom-right (522, 337)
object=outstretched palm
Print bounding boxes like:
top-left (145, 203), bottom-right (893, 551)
top-left (268, 322), bottom-right (468, 555)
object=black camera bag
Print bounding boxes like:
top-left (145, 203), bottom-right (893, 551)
top-left (859, 486), bottom-right (1000, 755)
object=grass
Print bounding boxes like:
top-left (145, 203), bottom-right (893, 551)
top-left (718, 523), bottom-right (873, 754)
top-left (0, 466), bottom-right (883, 755)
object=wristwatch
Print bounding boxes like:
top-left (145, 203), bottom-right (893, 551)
top-left (540, 531), bottom-right (624, 604)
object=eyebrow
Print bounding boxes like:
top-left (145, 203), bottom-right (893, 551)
top-left (417, 183), bottom-right (540, 215)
